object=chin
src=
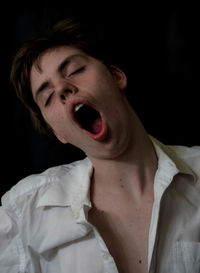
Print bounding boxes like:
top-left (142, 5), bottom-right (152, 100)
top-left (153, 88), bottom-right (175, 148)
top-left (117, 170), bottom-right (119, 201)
top-left (87, 133), bottom-right (132, 161)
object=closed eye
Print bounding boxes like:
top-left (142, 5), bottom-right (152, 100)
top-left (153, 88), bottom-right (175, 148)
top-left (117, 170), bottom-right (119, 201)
top-left (45, 92), bottom-right (53, 106)
top-left (70, 66), bottom-right (86, 76)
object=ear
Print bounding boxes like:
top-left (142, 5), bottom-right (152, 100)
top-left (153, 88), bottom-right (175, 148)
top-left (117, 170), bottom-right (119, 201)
top-left (53, 130), bottom-right (68, 144)
top-left (109, 65), bottom-right (127, 91)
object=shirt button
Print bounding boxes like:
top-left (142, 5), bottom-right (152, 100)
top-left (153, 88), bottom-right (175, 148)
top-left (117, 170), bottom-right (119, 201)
top-left (102, 253), bottom-right (110, 261)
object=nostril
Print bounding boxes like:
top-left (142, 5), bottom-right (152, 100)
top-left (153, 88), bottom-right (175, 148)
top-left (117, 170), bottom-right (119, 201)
top-left (60, 89), bottom-right (73, 100)
top-left (60, 94), bottom-right (66, 100)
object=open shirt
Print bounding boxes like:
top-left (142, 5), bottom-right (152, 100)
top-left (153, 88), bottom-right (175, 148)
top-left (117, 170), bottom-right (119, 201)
top-left (0, 137), bottom-right (200, 273)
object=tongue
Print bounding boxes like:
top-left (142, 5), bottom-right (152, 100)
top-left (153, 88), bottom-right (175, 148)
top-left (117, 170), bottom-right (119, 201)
top-left (74, 104), bottom-right (103, 135)
top-left (90, 116), bottom-right (102, 134)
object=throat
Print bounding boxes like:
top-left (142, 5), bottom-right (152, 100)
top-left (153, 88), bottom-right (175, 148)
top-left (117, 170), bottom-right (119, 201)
top-left (90, 157), bottom-right (156, 204)
top-left (90, 116), bottom-right (102, 134)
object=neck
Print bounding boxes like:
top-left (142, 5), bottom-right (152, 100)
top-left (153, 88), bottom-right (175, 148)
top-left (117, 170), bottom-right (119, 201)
top-left (89, 132), bottom-right (158, 203)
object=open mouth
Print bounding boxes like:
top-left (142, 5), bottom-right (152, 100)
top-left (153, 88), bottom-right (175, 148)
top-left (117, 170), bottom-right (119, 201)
top-left (72, 103), bottom-right (108, 141)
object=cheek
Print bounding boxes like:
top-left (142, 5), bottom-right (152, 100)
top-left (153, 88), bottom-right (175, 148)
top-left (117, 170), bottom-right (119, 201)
top-left (85, 64), bottom-right (114, 90)
top-left (42, 108), bottom-right (66, 133)
top-left (89, 74), bottom-right (118, 104)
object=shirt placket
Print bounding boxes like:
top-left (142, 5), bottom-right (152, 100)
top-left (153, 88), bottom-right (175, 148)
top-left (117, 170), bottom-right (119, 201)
top-left (73, 202), bottom-right (119, 273)
top-left (148, 161), bottom-right (179, 273)
top-left (93, 228), bottom-right (119, 273)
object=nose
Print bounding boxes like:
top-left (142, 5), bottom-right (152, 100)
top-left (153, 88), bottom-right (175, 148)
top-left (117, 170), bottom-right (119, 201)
top-left (56, 80), bottom-right (78, 103)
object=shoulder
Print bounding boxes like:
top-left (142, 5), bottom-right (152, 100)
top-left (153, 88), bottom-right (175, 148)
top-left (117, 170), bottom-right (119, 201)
top-left (1, 158), bottom-right (89, 208)
top-left (168, 144), bottom-right (200, 159)
top-left (167, 145), bottom-right (200, 174)
top-left (150, 136), bottom-right (200, 178)
top-left (0, 157), bottom-right (92, 271)
top-left (161, 143), bottom-right (200, 182)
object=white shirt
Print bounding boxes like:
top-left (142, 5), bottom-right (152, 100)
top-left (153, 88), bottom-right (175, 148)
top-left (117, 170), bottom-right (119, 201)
top-left (0, 136), bottom-right (200, 273)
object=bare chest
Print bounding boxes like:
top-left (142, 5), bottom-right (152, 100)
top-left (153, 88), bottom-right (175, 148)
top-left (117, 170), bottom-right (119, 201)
top-left (88, 203), bottom-right (152, 273)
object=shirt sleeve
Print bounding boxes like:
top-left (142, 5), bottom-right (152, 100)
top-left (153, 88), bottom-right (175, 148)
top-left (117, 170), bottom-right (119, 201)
top-left (0, 206), bottom-right (20, 272)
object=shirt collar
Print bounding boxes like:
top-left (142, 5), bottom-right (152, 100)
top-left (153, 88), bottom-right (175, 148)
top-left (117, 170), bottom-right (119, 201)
top-left (150, 136), bottom-right (197, 184)
top-left (36, 158), bottom-right (93, 212)
top-left (37, 137), bottom-right (197, 212)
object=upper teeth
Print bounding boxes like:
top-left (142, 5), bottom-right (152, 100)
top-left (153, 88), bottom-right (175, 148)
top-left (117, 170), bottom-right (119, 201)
top-left (74, 104), bottom-right (84, 113)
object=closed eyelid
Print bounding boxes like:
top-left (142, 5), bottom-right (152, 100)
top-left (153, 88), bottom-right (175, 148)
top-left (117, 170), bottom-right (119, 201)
top-left (38, 88), bottom-right (53, 106)
top-left (58, 55), bottom-right (87, 77)
top-left (68, 65), bottom-right (86, 77)
top-left (34, 80), bottom-right (52, 104)
top-left (58, 55), bottom-right (88, 77)
top-left (45, 92), bottom-right (54, 106)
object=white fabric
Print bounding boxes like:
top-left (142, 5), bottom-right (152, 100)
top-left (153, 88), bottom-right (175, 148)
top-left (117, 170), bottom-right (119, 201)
top-left (0, 137), bottom-right (200, 273)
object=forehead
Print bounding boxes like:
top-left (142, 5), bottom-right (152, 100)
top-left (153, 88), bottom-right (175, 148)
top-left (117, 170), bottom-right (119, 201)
top-left (33, 46), bottom-right (87, 73)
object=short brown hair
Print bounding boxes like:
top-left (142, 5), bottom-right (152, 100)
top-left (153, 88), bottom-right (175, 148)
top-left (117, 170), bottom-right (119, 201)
top-left (10, 17), bottom-right (111, 136)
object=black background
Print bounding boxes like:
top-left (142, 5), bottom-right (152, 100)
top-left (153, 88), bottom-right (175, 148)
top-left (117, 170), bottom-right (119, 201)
top-left (1, 1), bottom-right (200, 197)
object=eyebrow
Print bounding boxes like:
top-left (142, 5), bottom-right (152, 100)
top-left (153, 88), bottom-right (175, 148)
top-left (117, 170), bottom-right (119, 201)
top-left (34, 54), bottom-right (87, 103)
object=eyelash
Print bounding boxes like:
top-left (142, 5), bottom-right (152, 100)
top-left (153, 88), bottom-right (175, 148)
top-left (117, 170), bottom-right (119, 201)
top-left (45, 92), bottom-right (53, 106)
top-left (70, 66), bottom-right (85, 76)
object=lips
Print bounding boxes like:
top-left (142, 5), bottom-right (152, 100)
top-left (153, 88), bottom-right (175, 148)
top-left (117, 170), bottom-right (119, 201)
top-left (70, 100), bottom-right (108, 141)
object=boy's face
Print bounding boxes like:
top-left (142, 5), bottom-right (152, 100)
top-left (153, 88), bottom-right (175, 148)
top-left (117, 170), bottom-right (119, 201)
top-left (30, 46), bottom-right (131, 160)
